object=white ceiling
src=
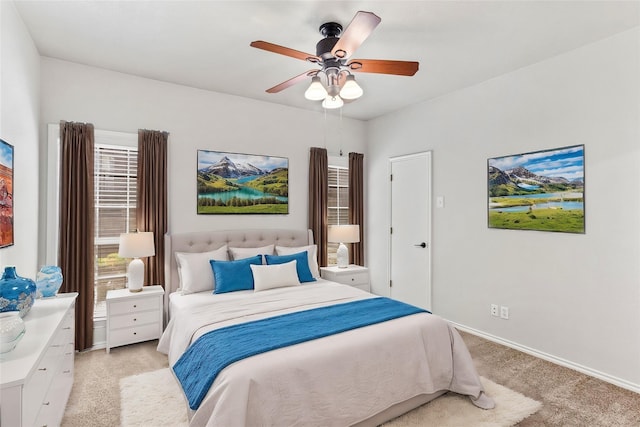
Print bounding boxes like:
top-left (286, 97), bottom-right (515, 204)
top-left (13, 1), bottom-right (640, 121)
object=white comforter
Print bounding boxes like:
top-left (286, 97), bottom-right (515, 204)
top-left (158, 281), bottom-right (492, 427)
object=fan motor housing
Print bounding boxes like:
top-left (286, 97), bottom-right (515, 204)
top-left (316, 22), bottom-right (343, 60)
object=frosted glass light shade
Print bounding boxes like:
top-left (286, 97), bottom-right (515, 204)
top-left (119, 232), bottom-right (155, 292)
top-left (322, 95), bottom-right (344, 109)
top-left (304, 76), bottom-right (328, 101)
top-left (339, 75), bottom-right (363, 100)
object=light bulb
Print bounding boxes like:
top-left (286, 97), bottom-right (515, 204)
top-left (339, 75), bottom-right (363, 100)
top-left (304, 76), bottom-right (328, 101)
top-left (322, 95), bottom-right (344, 109)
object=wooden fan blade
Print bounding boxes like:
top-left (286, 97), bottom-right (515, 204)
top-left (331, 11), bottom-right (381, 59)
top-left (266, 70), bottom-right (319, 93)
top-left (250, 40), bottom-right (320, 63)
top-left (347, 59), bottom-right (419, 76)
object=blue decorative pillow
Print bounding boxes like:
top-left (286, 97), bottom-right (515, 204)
top-left (265, 251), bottom-right (316, 283)
top-left (210, 255), bottom-right (262, 294)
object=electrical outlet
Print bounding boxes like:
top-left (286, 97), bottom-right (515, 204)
top-left (500, 306), bottom-right (509, 319)
top-left (490, 304), bottom-right (499, 317)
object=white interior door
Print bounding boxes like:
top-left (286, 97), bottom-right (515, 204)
top-left (389, 152), bottom-right (432, 310)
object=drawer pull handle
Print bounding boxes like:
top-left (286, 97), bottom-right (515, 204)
top-left (133, 332), bottom-right (137, 335)
top-left (63, 370), bottom-right (71, 373)
top-left (65, 352), bottom-right (73, 355)
top-left (52, 344), bottom-right (63, 347)
top-left (133, 304), bottom-right (137, 308)
top-left (38, 368), bottom-right (47, 371)
top-left (63, 327), bottom-right (71, 330)
top-left (133, 318), bottom-right (137, 321)
top-left (43, 402), bottom-right (50, 406)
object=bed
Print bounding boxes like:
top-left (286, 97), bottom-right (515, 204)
top-left (157, 229), bottom-right (493, 426)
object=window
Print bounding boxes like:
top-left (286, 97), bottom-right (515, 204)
top-left (45, 126), bottom-right (138, 321)
top-left (327, 164), bottom-right (349, 265)
top-left (93, 142), bottom-right (138, 318)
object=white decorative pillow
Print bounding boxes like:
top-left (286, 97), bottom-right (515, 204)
top-left (275, 244), bottom-right (320, 278)
top-left (229, 244), bottom-right (274, 263)
top-left (176, 245), bottom-right (228, 294)
top-left (250, 261), bottom-right (300, 292)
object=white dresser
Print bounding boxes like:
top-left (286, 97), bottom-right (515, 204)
top-left (0, 292), bottom-right (78, 427)
top-left (106, 285), bottom-right (164, 353)
top-left (320, 265), bottom-right (370, 292)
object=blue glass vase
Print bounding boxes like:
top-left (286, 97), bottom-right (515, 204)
top-left (36, 266), bottom-right (64, 298)
top-left (0, 266), bottom-right (37, 317)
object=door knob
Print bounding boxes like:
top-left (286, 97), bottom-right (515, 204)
top-left (414, 242), bottom-right (427, 248)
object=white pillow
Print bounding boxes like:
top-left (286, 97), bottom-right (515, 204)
top-left (175, 245), bottom-right (228, 294)
top-left (229, 244), bottom-right (274, 263)
top-left (275, 244), bottom-right (320, 278)
top-left (250, 261), bottom-right (300, 292)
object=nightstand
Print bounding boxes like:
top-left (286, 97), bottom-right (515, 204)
top-left (106, 285), bottom-right (164, 353)
top-left (320, 265), bottom-right (370, 292)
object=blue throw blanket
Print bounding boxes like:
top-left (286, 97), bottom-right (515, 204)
top-left (173, 297), bottom-right (428, 410)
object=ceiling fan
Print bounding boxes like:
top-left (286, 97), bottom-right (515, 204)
top-left (250, 11), bottom-right (419, 109)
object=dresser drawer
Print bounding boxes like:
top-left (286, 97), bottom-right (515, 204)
top-left (109, 323), bottom-right (160, 348)
top-left (109, 309), bottom-right (160, 330)
top-left (108, 296), bottom-right (160, 315)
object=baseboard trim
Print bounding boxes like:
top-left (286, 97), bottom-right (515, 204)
top-left (450, 321), bottom-right (640, 394)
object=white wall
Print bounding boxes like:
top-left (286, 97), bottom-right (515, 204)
top-left (38, 58), bottom-right (366, 257)
top-left (367, 28), bottom-right (640, 390)
top-left (0, 1), bottom-right (40, 277)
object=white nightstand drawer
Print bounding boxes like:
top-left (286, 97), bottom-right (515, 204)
top-left (109, 323), bottom-right (160, 348)
top-left (337, 271), bottom-right (368, 285)
top-left (108, 296), bottom-right (160, 316)
top-left (109, 309), bottom-right (160, 329)
top-left (320, 265), bottom-right (371, 293)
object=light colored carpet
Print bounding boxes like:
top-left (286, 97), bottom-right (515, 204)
top-left (120, 369), bottom-right (540, 427)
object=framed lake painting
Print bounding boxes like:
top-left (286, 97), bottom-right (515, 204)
top-left (0, 139), bottom-right (14, 248)
top-left (488, 145), bottom-right (585, 233)
top-left (197, 150), bottom-right (288, 214)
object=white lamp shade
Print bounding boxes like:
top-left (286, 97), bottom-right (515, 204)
top-left (322, 95), bottom-right (344, 109)
top-left (304, 76), bottom-right (328, 101)
top-left (118, 232), bottom-right (155, 258)
top-left (328, 225), bottom-right (360, 244)
top-left (339, 75), bottom-right (363, 100)
top-left (119, 232), bottom-right (155, 292)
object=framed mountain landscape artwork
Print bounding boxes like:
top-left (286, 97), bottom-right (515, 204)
top-left (197, 150), bottom-right (288, 214)
top-left (488, 145), bottom-right (585, 233)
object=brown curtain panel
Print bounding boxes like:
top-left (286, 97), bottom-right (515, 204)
top-left (59, 121), bottom-right (95, 351)
top-left (137, 129), bottom-right (169, 288)
top-left (308, 147), bottom-right (328, 267)
top-left (349, 152), bottom-right (364, 265)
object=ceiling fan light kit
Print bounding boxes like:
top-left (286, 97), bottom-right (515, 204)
top-left (250, 11), bottom-right (419, 110)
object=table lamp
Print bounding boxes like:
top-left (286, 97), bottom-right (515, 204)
top-left (118, 232), bottom-right (155, 292)
top-left (328, 224), bottom-right (360, 268)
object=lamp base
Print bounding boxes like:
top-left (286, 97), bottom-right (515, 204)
top-left (127, 258), bottom-right (144, 292)
top-left (336, 243), bottom-right (349, 268)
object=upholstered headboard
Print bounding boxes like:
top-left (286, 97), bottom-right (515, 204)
top-left (163, 229), bottom-right (314, 321)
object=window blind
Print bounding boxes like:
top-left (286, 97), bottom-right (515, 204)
top-left (327, 165), bottom-right (349, 265)
top-left (93, 144), bottom-right (137, 316)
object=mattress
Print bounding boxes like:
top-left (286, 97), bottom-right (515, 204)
top-left (158, 280), bottom-right (493, 426)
